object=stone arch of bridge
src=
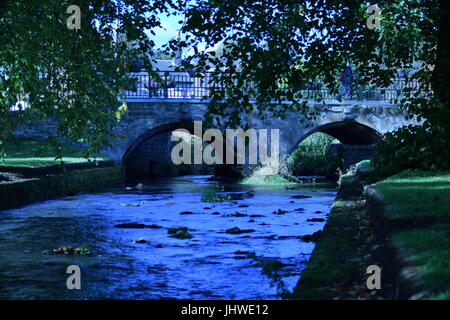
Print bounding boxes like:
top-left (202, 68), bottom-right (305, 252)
top-left (285, 120), bottom-right (384, 170)
top-left (122, 121), bottom-right (205, 164)
top-left (122, 121), bottom-right (240, 181)
top-left (287, 120), bottom-right (384, 155)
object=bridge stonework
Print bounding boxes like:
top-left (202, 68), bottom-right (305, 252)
top-left (101, 100), bottom-right (414, 178)
top-left (12, 100), bottom-right (415, 179)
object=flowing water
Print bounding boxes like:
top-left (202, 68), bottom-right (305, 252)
top-left (0, 175), bottom-right (336, 300)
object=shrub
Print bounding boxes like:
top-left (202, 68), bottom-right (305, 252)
top-left (288, 133), bottom-right (341, 177)
top-left (372, 124), bottom-right (450, 178)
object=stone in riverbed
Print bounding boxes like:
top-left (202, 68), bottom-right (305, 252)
top-left (273, 209), bottom-right (288, 215)
top-left (290, 195), bottom-right (312, 199)
top-left (44, 245), bottom-right (90, 255)
top-left (168, 227), bottom-right (193, 239)
top-left (173, 230), bottom-right (193, 239)
top-left (307, 218), bottom-right (325, 222)
top-left (133, 238), bottom-right (149, 244)
top-left (299, 230), bottom-right (322, 242)
top-left (114, 223), bottom-right (162, 229)
top-left (225, 212), bottom-right (248, 217)
top-left (114, 223), bottom-right (147, 228)
top-left (234, 250), bottom-right (251, 255)
top-left (147, 224), bottom-right (163, 229)
top-left (225, 227), bottom-right (255, 234)
top-left (168, 227), bottom-right (188, 234)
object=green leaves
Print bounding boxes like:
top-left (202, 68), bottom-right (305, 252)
top-left (177, 0), bottom-right (450, 173)
top-left (0, 0), bottom-right (176, 158)
top-left (1, 0), bottom-right (448, 174)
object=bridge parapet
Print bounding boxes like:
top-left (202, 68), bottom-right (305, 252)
top-left (122, 71), bottom-right (424, 102)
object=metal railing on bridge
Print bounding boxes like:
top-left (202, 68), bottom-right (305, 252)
top-left (122, 71), bottom-right (423, 102)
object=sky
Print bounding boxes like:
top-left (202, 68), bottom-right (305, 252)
top-left (145, 1), bottom-right (220, 55)
top-left (148, 12), bottom-right (183, 49)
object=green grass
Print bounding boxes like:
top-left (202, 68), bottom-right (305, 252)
top-left (373, 170), bottom-right (450, 222)
top-left (373, 170), bottom-right (450, 300)
top-left (1, 140), bottom-right (107, 167)
top-left (392, 226), bottom-right (450, 299)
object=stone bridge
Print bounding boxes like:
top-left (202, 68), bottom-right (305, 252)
top-left (95, 99), bottom-right (415, 180)
top-left (12, 98), bottom-right (415, 180)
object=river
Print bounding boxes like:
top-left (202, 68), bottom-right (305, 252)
top-left (0, 175), bottom-right (336, 299)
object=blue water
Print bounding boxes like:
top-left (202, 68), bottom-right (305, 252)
top-left (0, 175), bottom-right (336, 299)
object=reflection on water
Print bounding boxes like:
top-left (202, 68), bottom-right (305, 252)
top-left (0, 175), bottom-right (336, 300)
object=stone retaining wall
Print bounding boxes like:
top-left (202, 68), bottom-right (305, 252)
top-left (0, 167), bottom-right (124, 211)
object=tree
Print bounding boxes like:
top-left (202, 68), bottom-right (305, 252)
top-left (2, 1), bottom-right (449, 172)
top-left (178, 0), bottom-right (450, 173)
top-left (0, 0), bottom-right (178, 159)
top-left (154, 49), bottom-right (175, 60)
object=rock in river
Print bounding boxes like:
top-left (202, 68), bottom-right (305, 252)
top-left (299, 230), bottom-right (322, 242)
top-left (290, 195), bottom-right (312, 199)
top-left (226, 227), bottom-right (255, 234)
top-left (114, 223), bottom-right (162, 229)
top-left (168, 227), bottom-right (193, 239)
top-left (306, 218), bottom-right (325, 222)
top-left (224, 212), bottom-right (248, 217)
top-left (133, 238), bottom-right (149, 244)
top-left (273, 209), bottom-right (288, 215)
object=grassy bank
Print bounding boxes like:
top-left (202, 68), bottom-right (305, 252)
top-left (1, 140), bottom-right (107, 167)
top-left (295, 164), bottom-right (450, 300)
top-left (371, 170), bottom-right (450, 299)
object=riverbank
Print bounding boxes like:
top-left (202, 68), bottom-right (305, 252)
top-left (293, 164), bottom-right (388, 300)
top-left (294, 164), bottom-right (450, 300)
top-left (0, 166), bottom-right (123, 210)
top-left (366, 170), bottom-right (450, 299)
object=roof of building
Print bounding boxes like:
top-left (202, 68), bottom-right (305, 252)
top-left (152, 59), bottom-right (176, 72)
